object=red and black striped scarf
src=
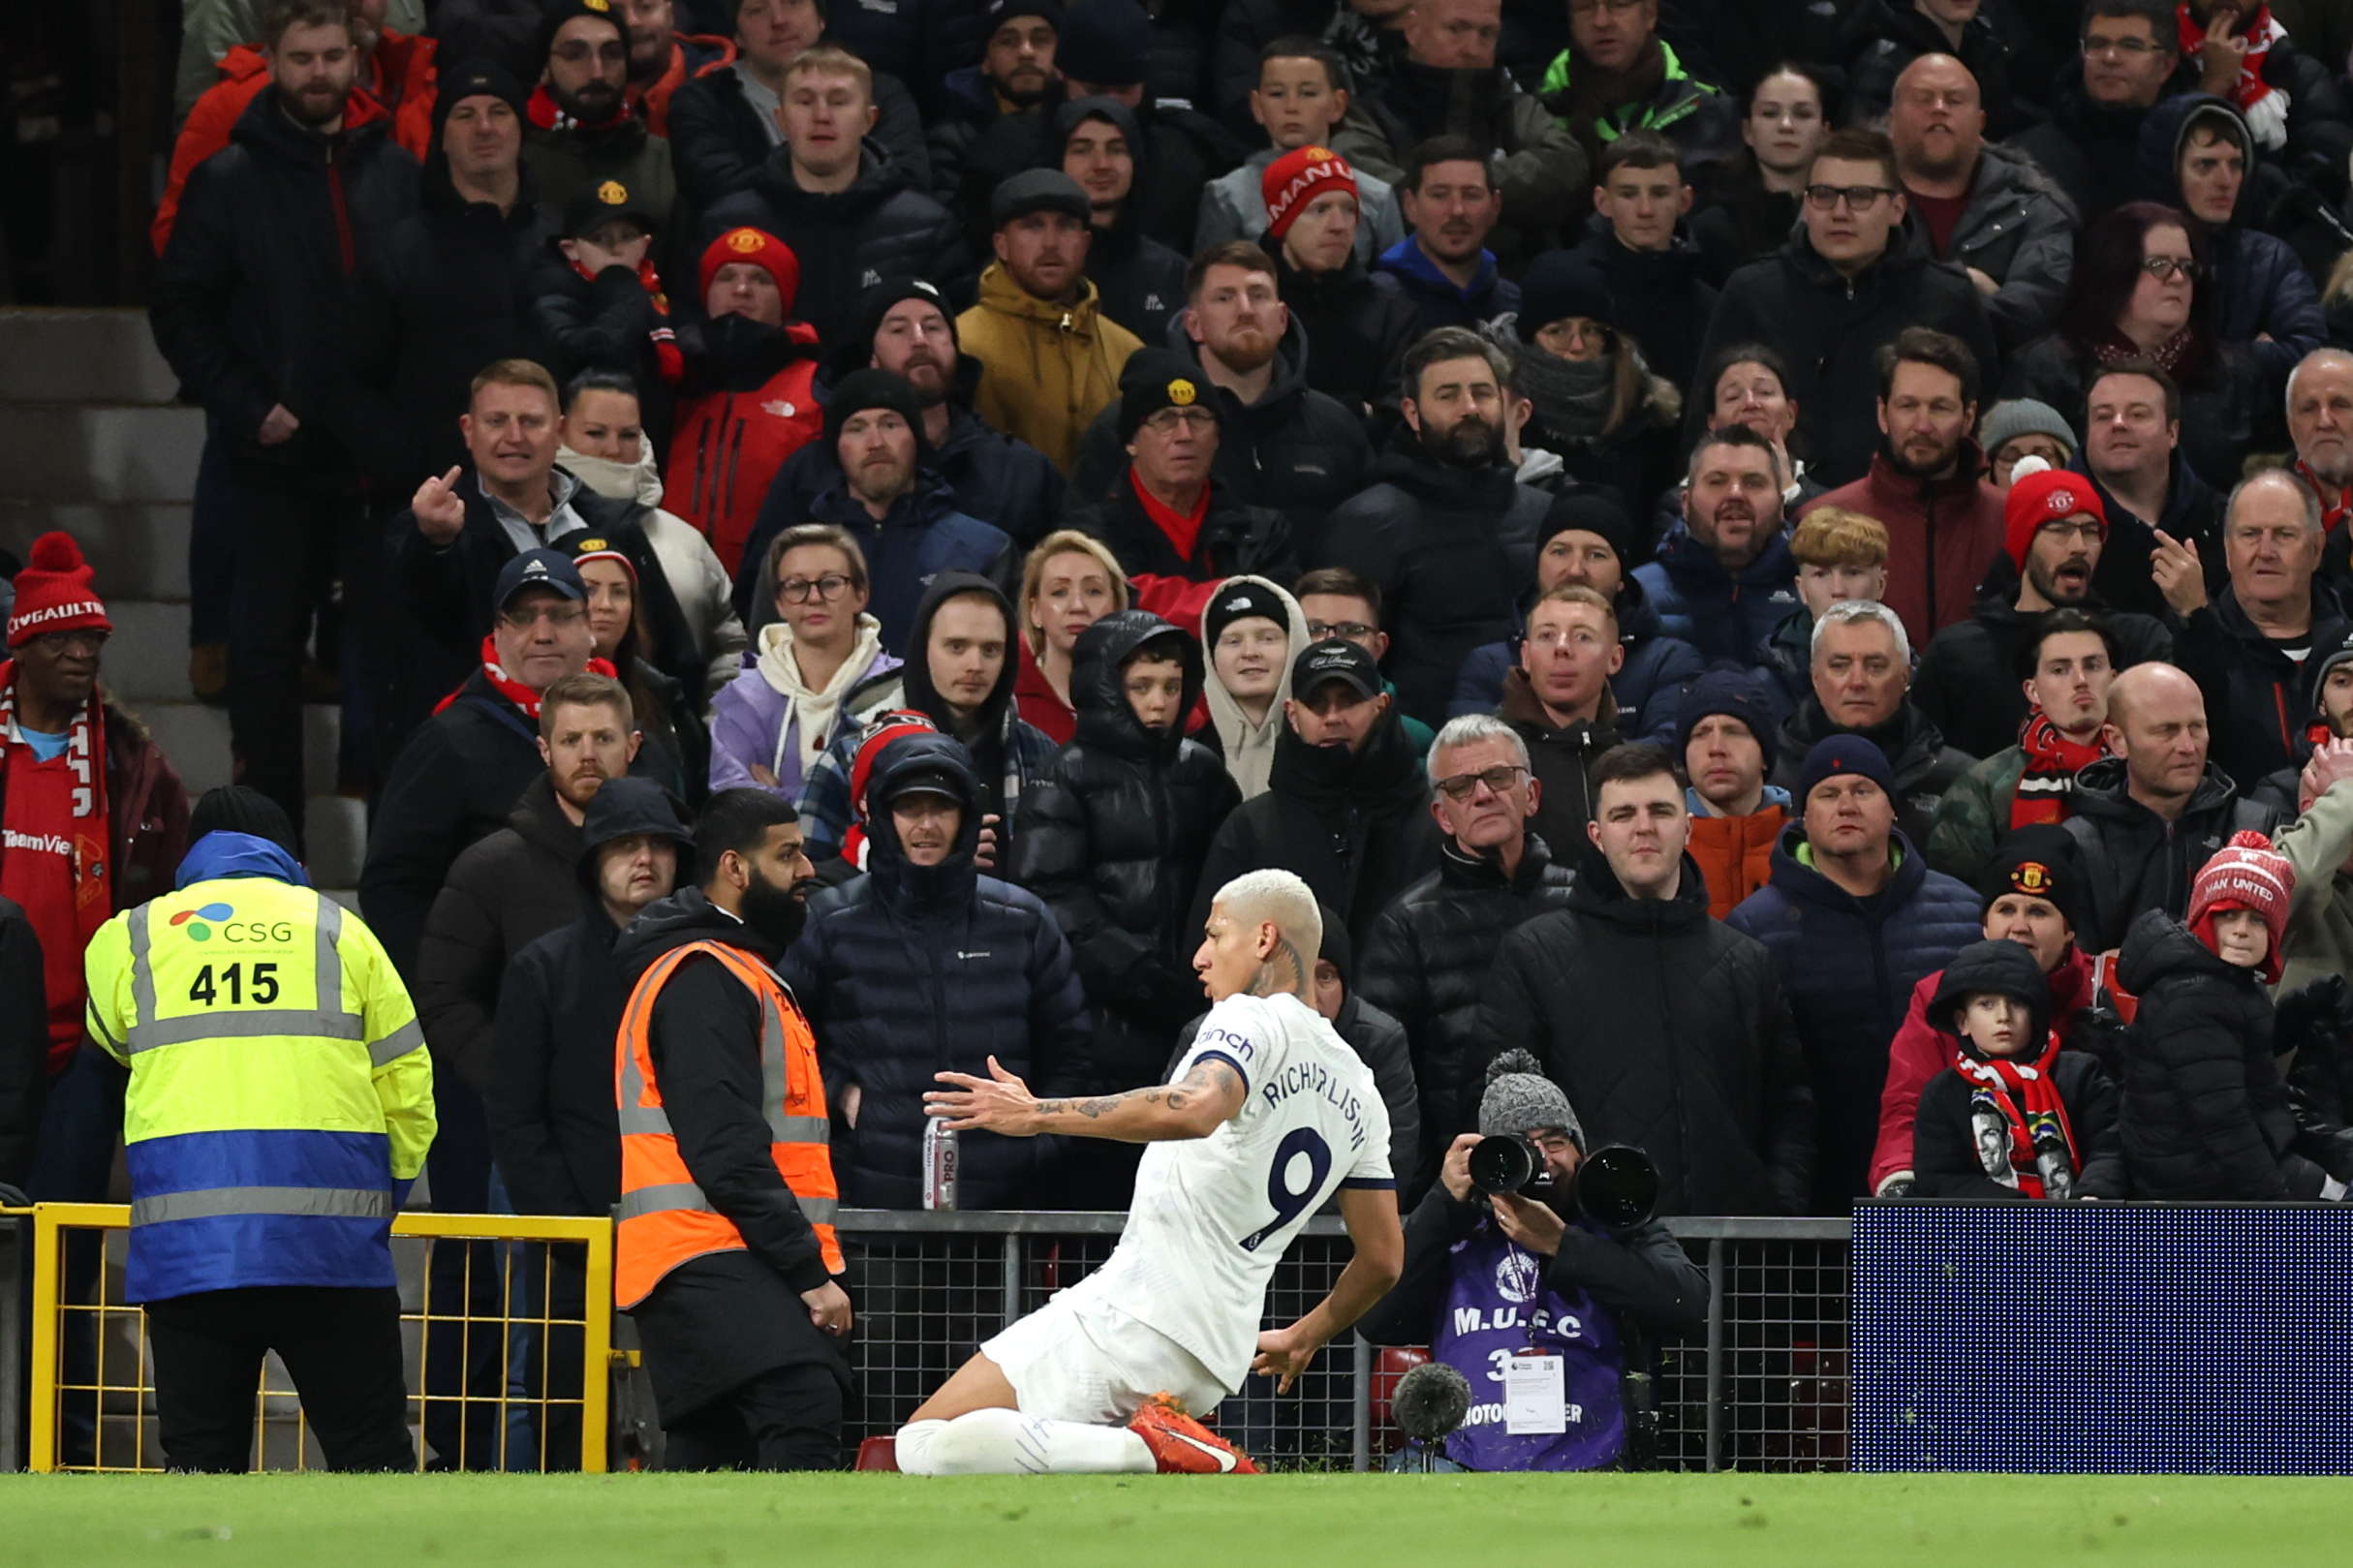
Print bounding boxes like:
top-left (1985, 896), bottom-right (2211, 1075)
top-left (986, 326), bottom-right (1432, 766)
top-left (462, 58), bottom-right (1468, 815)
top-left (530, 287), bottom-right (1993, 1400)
top-left (2009, 711), bottom-right (2107, 831)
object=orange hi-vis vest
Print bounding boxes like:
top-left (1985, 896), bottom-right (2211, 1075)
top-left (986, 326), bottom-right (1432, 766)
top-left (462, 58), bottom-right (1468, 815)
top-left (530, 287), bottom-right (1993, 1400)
top-left (615, 939), bottom-right (843, 1308)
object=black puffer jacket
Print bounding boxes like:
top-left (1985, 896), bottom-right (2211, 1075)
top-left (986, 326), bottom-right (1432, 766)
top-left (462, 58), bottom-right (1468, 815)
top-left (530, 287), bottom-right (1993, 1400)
top-left (1315, 439), bottom-right (1551, 724)
top-left (2115, 908), bottom-right (2330, 1200)
top-left (1768, 698), bottom-right (1978, 851)
top-left (1272, 249), bottom-right (1422, 414)
top-left (666, 62), bottom-right (931, 218)
top-left (1474, 835), bottom-right (1816, 1216)
top-left (1008, 612), bottom-right (1242, 1091)
top-left (1188, 709), bottom-right (1443, 950)
top-left (2060, 757), bottom-right (2282, 953)
top-left (780, 734), bottom-right (1095, 1210)
top-left (1357, 834), bottom-right (1576, 1198)
top-left (1068, 475), bottom-right (1298, 589)
top-left (1913, 591), bottom-right (2173, 761)
top-left (702, 142), bottom-right (973, 350)
top-left (149, 86), bottom-right (420, 477)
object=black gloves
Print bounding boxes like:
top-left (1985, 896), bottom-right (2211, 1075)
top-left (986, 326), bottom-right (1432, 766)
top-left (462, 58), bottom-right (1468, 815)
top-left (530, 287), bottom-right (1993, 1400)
top-left (2274, 973), bottom-right (2353, 1062)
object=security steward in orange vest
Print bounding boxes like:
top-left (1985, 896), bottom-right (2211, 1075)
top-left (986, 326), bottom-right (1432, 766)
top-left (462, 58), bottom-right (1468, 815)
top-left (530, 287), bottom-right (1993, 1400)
top-left (613, 786), bottom-right (851, 1470)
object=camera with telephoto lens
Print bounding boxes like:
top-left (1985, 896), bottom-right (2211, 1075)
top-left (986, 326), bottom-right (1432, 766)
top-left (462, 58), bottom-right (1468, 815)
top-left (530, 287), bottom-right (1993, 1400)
top-left (1467, 1136), bottom-right (1660, 1232)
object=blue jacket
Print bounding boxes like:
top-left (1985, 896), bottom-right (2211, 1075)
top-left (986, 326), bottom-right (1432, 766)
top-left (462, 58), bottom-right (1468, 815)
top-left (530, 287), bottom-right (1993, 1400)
top-left (1371, 235), bottom-right (1521, 334)
top-left (1631, 521), bottom-right (1803, 667)
top-left (1725, 825), bottom-right (1980, 1211)
top-left (781, 735), bottom-right (1095, 1210)
top-left (807, 477), bottom-right (1015, 657)
top-left (1449, 574), bottom-right (1703, 742)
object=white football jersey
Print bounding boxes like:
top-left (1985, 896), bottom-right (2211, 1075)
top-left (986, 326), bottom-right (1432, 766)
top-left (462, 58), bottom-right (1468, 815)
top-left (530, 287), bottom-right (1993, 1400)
top-left (1066, 991), bottom-right (1393, 1391)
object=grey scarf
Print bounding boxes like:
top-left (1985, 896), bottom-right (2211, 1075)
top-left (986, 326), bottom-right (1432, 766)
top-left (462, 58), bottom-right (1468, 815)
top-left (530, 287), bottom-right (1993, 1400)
top-left (1515, 348), bottom-right (1616, 445)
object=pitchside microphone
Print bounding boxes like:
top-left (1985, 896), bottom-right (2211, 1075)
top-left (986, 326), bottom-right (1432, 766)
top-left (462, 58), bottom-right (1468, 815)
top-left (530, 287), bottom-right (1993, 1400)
top-left (1393, 1362), bottom-right (1472, 1445)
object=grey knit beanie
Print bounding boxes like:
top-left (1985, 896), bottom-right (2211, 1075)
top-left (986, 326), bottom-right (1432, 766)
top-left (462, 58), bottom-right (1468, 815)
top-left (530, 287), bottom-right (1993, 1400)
top-left (1978, 399), bottom-right (2076, 462)
top-left (1478, 1049), bottom-right (1583, 1147)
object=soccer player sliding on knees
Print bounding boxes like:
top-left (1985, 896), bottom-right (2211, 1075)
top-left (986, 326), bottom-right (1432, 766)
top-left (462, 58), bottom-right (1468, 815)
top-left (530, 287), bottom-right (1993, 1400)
top-left (896, 870), bottom-right (1405, 1475)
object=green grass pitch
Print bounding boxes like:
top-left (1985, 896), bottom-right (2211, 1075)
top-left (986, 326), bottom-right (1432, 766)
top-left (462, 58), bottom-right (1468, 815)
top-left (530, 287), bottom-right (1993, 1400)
top-left (7, 1472), bottom-right (2351, 1567)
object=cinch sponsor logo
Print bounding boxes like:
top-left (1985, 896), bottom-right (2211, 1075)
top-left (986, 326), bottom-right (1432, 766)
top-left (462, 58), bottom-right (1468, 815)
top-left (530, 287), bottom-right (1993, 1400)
top-left (170, 903), bottom-right (236, 940)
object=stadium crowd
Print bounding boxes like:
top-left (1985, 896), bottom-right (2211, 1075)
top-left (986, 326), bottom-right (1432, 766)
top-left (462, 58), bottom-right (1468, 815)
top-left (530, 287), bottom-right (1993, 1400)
top-left (15, 0), bottom-right (2353, 1475)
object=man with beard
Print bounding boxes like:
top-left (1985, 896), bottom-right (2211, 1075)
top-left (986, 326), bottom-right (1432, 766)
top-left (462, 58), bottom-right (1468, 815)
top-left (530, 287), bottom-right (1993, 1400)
top-left (1633, 426), bottom-right (1802, 665)
top-left (1915, 467), bottom-right (2172, 761)
top-left (1804, 327), bottom-right (2007, 641)
top-left (930, 0), bottom-right (1063, 232)
top-left (1316, 327), bottom-right (1549, 725)
top-left (614, 786), bottom-right (854, 1471)
top-left (617, 0), bottom-right (735, 137)
top-left (149, 0), bottom-right (420, 841)
top-left (1371, 137), bottom-right (1520, 337)
top-left (2066, 361), bottom-right (2225, 620)
top-left (527, 0), bottom-right (678, 221)
top-left (2285, 350), bottom-right (2353, 541)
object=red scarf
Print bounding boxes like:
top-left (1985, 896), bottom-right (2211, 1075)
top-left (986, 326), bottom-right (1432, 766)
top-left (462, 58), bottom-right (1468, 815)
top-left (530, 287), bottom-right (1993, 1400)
top-left (2179, 3), bottom-right (2282, 115)
top-left (2094, 323), bottom-right (2202, 380)
top-left (1954, 1033), bottom-right (2080, 1199)
top-left (435, 637), bottom-right (618, 721)
top-left (0, 661), bottom-right (112, 1069)
top-left (569, 253), bottom-right (683, 386)
top-left (525, 82), bottom-right (635, 134)
top-left (1130, 469), bottom-right (1209, 565)
top-left (2296, 459), bottom-right (2352, 535)
top-left (2009, 711), bottom-right (2107, 830)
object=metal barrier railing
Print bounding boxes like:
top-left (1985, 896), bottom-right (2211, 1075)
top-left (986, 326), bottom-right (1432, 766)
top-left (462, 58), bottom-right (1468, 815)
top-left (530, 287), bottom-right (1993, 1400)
top-left (23, 1204), bottom-right (612, 1474)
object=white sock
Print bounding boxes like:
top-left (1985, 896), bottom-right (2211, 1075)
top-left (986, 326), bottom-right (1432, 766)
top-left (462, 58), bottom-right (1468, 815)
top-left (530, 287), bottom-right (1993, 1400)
top-left (895, 1410), bottom-right (1154, 1475)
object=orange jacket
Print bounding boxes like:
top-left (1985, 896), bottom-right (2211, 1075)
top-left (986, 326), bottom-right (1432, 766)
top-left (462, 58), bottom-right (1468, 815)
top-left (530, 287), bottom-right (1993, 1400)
top-left (615, 938), bottom-right (843, 1309)
top-left (1687, 797), bottom-right (1788, 921)
top-left (154, 30), bottom-right (438, 257)
top-left (627, 34), bottom-right (736, 138)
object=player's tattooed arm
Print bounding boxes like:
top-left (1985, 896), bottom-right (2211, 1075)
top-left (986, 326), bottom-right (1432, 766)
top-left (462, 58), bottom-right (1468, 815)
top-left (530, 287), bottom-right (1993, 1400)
top-left (1248, 934), bottom-right (1311, 1001)
top-left (926, 1056), bottom-right (1247, 1143)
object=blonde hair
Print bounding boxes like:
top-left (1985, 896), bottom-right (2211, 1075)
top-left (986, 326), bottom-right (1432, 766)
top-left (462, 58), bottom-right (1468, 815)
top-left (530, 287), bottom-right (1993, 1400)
top-left (1530, 582), bottom-right (1617, 633)
top-left (1212, 870), bottom-right (1322, 961)
top-left (1018, 530), bottom-right (1130, 654)
top-left (784, 44), bottom-right (873, 101)
top-left (1790, 507), bottom-right (1889, 569)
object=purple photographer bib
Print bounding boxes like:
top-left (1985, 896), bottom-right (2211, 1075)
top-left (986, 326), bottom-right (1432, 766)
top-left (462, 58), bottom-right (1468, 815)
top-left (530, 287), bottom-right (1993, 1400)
top-left (1435, 1222), bottom-right (1626, 1472)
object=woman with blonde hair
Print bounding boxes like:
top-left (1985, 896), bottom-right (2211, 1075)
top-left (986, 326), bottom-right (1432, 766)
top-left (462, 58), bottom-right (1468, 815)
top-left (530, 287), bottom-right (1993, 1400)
top-left (1014, 531), bottom-right (1130, 743)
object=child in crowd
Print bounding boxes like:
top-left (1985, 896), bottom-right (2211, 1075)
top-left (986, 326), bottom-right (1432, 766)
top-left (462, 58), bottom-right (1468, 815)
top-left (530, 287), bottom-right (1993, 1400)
top-left (1193, 39), bottom-right (1404, 266)
top-left (524, 182), bottom-right (680, 444)
top-left (1754, 508), bottom-right (1888, 720)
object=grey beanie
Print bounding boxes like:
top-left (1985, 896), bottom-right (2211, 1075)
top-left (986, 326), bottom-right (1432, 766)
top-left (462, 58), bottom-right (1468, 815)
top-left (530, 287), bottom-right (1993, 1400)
top-left (1978, 399), bottom-right (2076, 460)
top-left (1478, 1049), bottom-right (1584, 1147)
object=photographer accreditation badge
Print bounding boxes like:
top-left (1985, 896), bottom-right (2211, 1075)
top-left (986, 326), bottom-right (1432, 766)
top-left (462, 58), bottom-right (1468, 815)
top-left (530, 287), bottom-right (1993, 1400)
top-left (1502, 1354), bottom-right (1567, 1435)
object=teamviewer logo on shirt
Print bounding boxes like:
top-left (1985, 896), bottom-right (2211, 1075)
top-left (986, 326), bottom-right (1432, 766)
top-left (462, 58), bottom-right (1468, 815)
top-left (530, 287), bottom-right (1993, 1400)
top-left (170, 903), bottom-right (235, 940)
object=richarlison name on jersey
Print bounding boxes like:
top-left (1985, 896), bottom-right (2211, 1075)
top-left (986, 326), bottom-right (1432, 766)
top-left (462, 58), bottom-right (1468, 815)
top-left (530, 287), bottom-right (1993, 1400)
top-left (1254, 1053), bottom-right (1373, 1153)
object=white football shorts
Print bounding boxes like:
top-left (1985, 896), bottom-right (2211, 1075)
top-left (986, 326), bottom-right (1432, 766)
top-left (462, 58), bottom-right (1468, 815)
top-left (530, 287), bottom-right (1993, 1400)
top-left (980, 1281), bottom-right (1225, 1425)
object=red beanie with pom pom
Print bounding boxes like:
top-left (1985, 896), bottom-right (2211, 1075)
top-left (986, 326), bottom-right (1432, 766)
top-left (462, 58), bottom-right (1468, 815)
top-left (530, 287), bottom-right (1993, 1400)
top-left (2003, 464), bottom-right (2107, 572)
top-left (7, 532), bottom-right (111, 649)
top-left (2188, 830), bottom-right (2295, 983)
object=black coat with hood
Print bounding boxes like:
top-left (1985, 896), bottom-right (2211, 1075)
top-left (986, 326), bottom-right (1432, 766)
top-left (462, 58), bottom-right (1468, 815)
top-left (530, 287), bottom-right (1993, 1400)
top-left (522, 244), bottom-right (677, 444)
top-left (1499, 667), bottom-right (1623, 861)
top-left (1475, 836), bottom-right (1816, 1216)
top-left (1272, 248), bottom-right (1423, 414)
top-left (1768, 698), bottom-right (1978, 850)
top-left (2059, 756), bottom-right (2282, 952)
top-left (2172, 581), bottom-right (2353, 792)
top-left (1049, 99), bottom-right (1191, 348)
top-left (1188, 708), bottom-right (1444, 952)
top-left (2115, 907), bottom-right (2331, 1201)
top-left (1913, 590), bottom-right (2173, 761)
top-left (1566, 213), bottom-right (1718, 396)
top-left (1007, 612), bottom-right (1242, 1091)
top-left (781, 734), bottom-right (1095, 1209)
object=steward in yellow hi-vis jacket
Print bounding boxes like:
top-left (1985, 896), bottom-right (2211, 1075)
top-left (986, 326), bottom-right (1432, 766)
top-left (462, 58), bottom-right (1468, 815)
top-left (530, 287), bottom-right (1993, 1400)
top-left (82, 788), bottom-right (434, 1472)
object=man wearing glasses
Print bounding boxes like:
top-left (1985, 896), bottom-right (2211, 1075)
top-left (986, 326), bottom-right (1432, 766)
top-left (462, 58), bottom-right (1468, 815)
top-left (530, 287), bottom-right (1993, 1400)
top-left (1690, 125), bottom-right (1997, 488)
top-left (528, 0), bottom-right (680, 223)
top-left (2013, 0), bottom-right (2182, 223)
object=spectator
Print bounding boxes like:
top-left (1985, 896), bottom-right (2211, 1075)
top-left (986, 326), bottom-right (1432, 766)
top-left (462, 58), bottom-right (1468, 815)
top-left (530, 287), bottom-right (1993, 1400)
top-left (2012, 0), bottom-right (2184, 223)
top-left (619, 0), bottom-right (734, 137)
top-left (1926, 610), bottom-right (2122, 883)
top-left (1478, 742), bottom-right (1815, 1215)
top-left (1915, 466), bottom-right (2172, 760)
top-left (1683, 345), bottom-right (1827, 521)
top-left (1009, 612), bottom-right (1241, 1113)
top-left (2003, 201), bottom-right (2267, 496)
top-left (2060, 661), bottom-right (2280, 951)
top-left (2066, 360), bottom-right (2226, 621)
top-left (1687, 64), bottom-right (1829, 274)
top-left (929, 0), bottom-right (1063, 235)
top-left (523, 179), bottom-right (682, 446)
top-left (1753, 507), bottom-right (1890, 723)
top-left (1634, 425), bottom-right (1802, 665)
top-left (957, 169), bottom-right (1146, 475)
top-left (1871, 826), bottom-right (2102, 1195)
top-left (1536, 0), bottom-right (1735, 186)
top-left (1497, 587), bottom-right (1625, 857)
top-left (2117, 832), bottom-right (2343, 1199)
top-left (1886, 54), bottom-right (2075, 354)
top-left (1355, 1052), bottom-right (1709, 1471)
top-left (2167, 0), bottom-right (2351, 168)
top-left (700, 46), bottom-right (971, 349)
top-left (1262, 143), bottom-right (1424, 412)
top-left (170, 0), bottom-right (431, 145)
top-left (1770, 600), bottom-right (1975, 848)
top-left (1198, 575), bottom-right (1313, 799)
top-left (1845, 2), bottom-right (2027, 138)
top-left (2140, 96), bottom-right (2326, 394)
top-left (1190, 639), bottom-right (1442, 947)
top-left (1369, 137), bottom-right (1523, 336)
top-left (1679, 670), bottom-right (1791, 920)
top-left (1801, 326), bottom-right (2005, 641)
top-left (1054, 96), bottom-right (1188, 346)
top-left (2274, 731), bottom-right (2353, 994)
top-left (147, 0), bottom-right (420, 837)
top-left (787, 730), bottom-right (1095, 1205)
top-left (709, 524), bottom-right (899, 799)
top-left (1196, 39), bottom-right (1406, 266)
top-left (1508, 251), bottom-right (1685, 512)
top-left (1358, 714), bottom-right (1574, 1195)
top-left (1333, 0), bottom-right (1585, 261)
top-left (2162, 469), bottom-right (2351, 790)
top-left (1013, 531), bottom-right (1128, 745)
top-left (1318, 327), bottom-right (1548, 724)
top-left (665, 227), bottom-right (823, 576)
top-left (1069, 244), bottom-right (1378, 547)
top-left (666, 0), bottom-right (930, 219)
top-left (1728, 735), bottom-right (1981, 1209)
top-left (527, 0), bottom-right (679, 218)
top-left (794, 572), bottom-right (1058, 860)
top-left (1910, 938), bottom-right (2127, 1200)
top-left (2285, 348), bottom-right (2353, 539)
top-left (1690, 126), bottom-right (1998, 488)
top-left (1567, 131), bottom-right (1718, 398)
top-left (1453, 491), bottom-right (1700, 740)
top-left (1978, 397), bottom-right (2077, 492)
top-left (325, 58), bottom-right (551, 508)
top-left (1296, 567), bottom-right (1438, 754)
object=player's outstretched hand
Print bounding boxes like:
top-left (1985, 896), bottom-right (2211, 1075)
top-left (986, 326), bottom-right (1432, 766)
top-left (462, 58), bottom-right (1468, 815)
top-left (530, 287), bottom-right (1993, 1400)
top-left (1251, 1324), bottom-right (1318, 1394)
top-left (925, 1056), bottom-right (1042, 1136)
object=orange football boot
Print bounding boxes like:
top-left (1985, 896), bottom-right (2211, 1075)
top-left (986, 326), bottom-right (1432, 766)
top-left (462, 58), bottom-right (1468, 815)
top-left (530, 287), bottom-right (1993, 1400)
top-left (1129, 1394), bottom-right (1260, 1474)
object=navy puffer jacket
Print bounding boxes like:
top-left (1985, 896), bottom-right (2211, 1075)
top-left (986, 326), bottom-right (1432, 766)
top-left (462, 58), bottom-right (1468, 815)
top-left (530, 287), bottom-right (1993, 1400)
top-left (1725, 824), bottom-right (1981, 1210)
top-left (1631, 521), bottom-right (1803, 668)
top-left (781, 733), bottom-right (1095, 1209)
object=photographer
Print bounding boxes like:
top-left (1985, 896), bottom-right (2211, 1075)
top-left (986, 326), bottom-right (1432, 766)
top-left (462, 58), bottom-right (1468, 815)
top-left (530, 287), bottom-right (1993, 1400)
top-left (1357, 1053), bottom-right (1705, 1473)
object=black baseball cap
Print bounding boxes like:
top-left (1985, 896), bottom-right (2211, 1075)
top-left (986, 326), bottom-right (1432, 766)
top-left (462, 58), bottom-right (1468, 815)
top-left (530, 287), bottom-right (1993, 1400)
top-left (1291, 638), bottom-right (1380, 702)
top-left (562, 177), bottom-right (659, 240)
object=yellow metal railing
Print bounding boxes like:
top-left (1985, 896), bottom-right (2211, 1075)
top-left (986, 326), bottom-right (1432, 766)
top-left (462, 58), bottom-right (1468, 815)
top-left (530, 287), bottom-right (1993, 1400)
top-left (27, 1204), bottom-right (613, 1474)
